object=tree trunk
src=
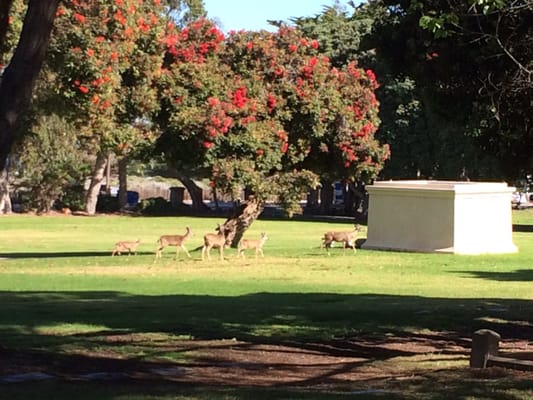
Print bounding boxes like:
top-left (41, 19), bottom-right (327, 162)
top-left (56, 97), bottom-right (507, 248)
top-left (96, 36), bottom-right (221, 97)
top-left (319, 180), bottom-right (334, 215)
top-left (85, 152), bottom-right (108, 215)
top-left (176, 172), bottom-right (208, 211)
top-left (0, 165), bottom-right (12, 214)
top-left (105, 153), bottom-right (112, 195)
top-left (223, 196), bottom-right (264, 248)
top-left (0, 0), bottom-right (60, 172)
top-left (118, 157), bottom-right (128, 210)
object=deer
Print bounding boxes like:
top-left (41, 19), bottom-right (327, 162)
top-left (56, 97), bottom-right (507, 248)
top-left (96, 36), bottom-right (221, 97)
top-left (155, 226), bottom-right (193, 260)
top-left (201, 223), bottom-right (228, 261)
top-left (321, 225), bottom-right (361, 255)
top-left (112, 239), bottom-right (141, 256)
top-left (237, 232), bottom-right (268, 258)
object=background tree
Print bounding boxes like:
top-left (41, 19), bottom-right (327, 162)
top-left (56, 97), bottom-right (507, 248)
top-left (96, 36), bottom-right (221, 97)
top-left (416, 0), bottom-right (533, 179)
top-left (294, 0), bottom-right (523, 181)
top-left (47, 0), bottom-right (174, 214)
top-left (15, 115), bottom-right (90, 213)
top-left (367, 0), bottom-right (532, 180)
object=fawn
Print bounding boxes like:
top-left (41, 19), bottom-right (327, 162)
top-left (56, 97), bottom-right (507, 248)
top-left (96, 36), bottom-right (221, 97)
top-left (321, 225), bottom-right (360, 255)
top-left (155, 226), bottom-right (193, 259)
top-left (237, 232), bottom-right (268, 258)
top-left (201, 224), bottom-right (227, 261)
top-left (112, 239), bottom-right (141, 256)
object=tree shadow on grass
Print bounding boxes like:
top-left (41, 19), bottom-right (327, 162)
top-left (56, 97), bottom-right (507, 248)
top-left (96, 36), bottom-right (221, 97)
top-left (455, 269), bottom-right (533, 282)
top-left (0, 251), bottom-right (157, 259)
top-left (0, 251), bottom-right (111, 259)
top-left (0, 291), bottom-right (531, 398)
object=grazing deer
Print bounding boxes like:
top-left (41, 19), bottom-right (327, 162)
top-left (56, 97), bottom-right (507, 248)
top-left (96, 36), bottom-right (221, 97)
top-left (155, 226), bottom-right (193, 260)
top-left (112, 239), bottom-right (141, 256)
top-left (202, 223), bottom-right (227, 261)
top-left (321, 225), bottom-right (361, 255)
top-left (237, 232), bottom-right (268, 258)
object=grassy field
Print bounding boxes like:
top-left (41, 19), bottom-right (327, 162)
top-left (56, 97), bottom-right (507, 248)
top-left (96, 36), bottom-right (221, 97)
top-left (0, 209), bottom-right (532, 399)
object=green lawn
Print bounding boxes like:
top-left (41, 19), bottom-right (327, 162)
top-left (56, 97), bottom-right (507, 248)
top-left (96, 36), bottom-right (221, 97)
top-left (0, 209), bottom-right (532, 399)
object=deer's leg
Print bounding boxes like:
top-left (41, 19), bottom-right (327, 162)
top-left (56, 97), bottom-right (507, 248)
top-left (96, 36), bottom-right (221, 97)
top-left (182, 245), bottom-right (191, 258)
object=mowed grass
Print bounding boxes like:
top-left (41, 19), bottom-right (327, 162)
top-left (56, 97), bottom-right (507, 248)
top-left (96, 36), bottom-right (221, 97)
top-left (0, 210), bottom-right (532, 399)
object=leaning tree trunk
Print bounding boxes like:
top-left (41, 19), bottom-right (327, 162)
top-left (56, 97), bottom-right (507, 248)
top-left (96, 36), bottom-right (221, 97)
top-left (85, 152), bottom-right (108, 215)
top-left (118, 156), bottom-right (128, 210)
top-left (223, 195), bottom-right (264, 248)
top-left (176, 172), bottom-right (208, 211)
top-left (0, 0), bottom-right (60, 172)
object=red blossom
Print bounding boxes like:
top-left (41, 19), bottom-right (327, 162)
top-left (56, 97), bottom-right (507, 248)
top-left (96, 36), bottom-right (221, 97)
top-left (288, 44), bottom-right (298, 53)
top-left (274, 66), bottom-right (284, 77)
top-left (310, 40), bottom-right (319, 49)
top-left (347, 62), bottom-right (360, 79)
top-left (137, 17), bottom-right (150, 33)
top-left (199, 43), bottom-right (210, 54)
top-left (203, 141), bottom-right (214, 149)
top-left (114, 10), bottom-right (127, 25)
top-left (232, 86), bottom-right (248, 109)
top-left (281, 142), bottom-right (289, 153)
top-left (365, 69), bottom-right (379, 88)
top-left (207, 97), bottom-right (220, 107)
top-left (74, 13), bottom-right (86, 23)
top-left (276, 130), bottom-right (288, 141)
top-left (256, 149), bottom-right (264, 156)
top-left (267, 93), bottom-right (277, 113)
top-left (92, 77), bottom-right (104, 87)
top-left (240, 116), bottom-right (256, 126)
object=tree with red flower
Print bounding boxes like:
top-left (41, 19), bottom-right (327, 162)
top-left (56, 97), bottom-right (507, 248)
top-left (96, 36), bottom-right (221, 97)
top-left (156, 22), bottom-right (389, 245)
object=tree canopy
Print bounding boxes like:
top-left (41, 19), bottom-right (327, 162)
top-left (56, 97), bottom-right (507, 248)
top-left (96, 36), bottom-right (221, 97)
top-left (155, 19), bottom-right (389, 216)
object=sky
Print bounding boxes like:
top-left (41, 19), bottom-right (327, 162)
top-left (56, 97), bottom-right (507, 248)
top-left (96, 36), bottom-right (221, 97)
top-left (202, 0), bottom-right (354, 33)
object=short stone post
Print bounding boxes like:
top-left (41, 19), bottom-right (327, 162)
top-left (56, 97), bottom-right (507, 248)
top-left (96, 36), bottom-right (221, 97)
top-left (470, 329), bottom-right (501, 368)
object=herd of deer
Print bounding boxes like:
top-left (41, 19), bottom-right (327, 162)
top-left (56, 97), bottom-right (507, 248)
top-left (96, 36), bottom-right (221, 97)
top-left (111, 223), bottom-right (361, 259)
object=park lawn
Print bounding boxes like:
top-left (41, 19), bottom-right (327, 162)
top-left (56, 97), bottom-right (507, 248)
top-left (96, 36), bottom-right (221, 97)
top-left (0, 209), bottom-right (532, 399)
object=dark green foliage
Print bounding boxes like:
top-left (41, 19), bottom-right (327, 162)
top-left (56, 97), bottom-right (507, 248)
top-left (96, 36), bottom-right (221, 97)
top-left (55, 184), bottom-right (86, 211)
top-left (138, 196), bottom-right (175, 215)
top-left (16, 115), bottom-right (90, 213)
top-left (95, 194), bottom-right (119, 213)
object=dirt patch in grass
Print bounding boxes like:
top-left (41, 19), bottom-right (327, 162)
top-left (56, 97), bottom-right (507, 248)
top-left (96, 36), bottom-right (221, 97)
top-left (1, 331), bottom-right (531, 393)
